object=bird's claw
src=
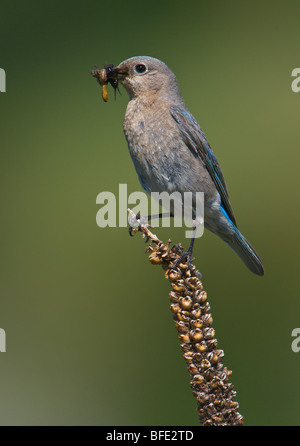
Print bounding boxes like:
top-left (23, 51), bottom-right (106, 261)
top-left (128, 212), bottom-right (140, 237)
top-left (171, 249), bottom-right (194, 270)
top-left (128, 212), bottom-right (150, 242)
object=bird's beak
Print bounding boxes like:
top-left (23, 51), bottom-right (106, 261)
top-left (106, 65), bottom-right (129, 81)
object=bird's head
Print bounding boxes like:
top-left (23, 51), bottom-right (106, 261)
top-left (106, 56), bottom-right (181, 102)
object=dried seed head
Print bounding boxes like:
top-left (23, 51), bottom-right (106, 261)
top-left (177, 310), bottom-right (189, 322)
top-left (215, 349), bottom-right (224, 359)
top-left (212, 414), bottom-right (224, 424)
top-left (193, 352), bottom-right (203, 363)
top-left (180, 296), bottom-right (193, 310)
top-left (190, 328), bottom-right (204, 343)
top-left (229, 401), bottom-right (239, 410)
top-left (187, 363), bottom-right (198, 375)
top-left (206, 338), bottom-right (218, 350)
top-left (203, 314), bottom-right (213, 326)
top-left (139, 227), bottom-right (244, 426)
top-left (183, 352), bottom-right (194, 363)
top-left (172, 280), bottom-right (185, 293)
top-left (235, 414), bottom-right (244, 425)
top-left (178, 333), bottom-right (190, 344)
top-left (200, 358), bottom-right (211, 370)
top-left (169, 291), bottom-right (180, 303)
top-left (191, 319), bottom-right (203, 329)
top-left (185, 277), bottom-right (202, 290)
top-left (168, 269), bottom-right (181, 282)
top-left (204, 328), bottom-right (216, 340)
top-left (207, 352), bottom-right (219, 365)
top-left (149, 253), bottom-right (162, 264)
top-left (175, 321), bottom-right (189, 334)
top-left (191, 308), bottom-right (202, 319)
top-left (213, 399), bottom-right (224, 408)
top-left (197, 392), bottom-right (210, 405)
top-left (195, 290), bottom-right (207, 304)
top-left (195, 341), bottom-right (208, 353)
top-left (191, 374), bottom-right (205, 386)
top-left (170, 303), bottom-right (181, 314)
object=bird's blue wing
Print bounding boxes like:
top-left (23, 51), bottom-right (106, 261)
top-left (170, 105), bottom-right (237, 226)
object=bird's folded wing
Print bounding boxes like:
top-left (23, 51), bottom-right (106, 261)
top-left (170, 105), bottom-right (237, 226)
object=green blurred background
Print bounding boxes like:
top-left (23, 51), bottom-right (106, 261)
top-left (0, 0), bottom-right (299, 426)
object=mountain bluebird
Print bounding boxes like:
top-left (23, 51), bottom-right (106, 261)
top-left (103, 56), bottom-right (264, 276)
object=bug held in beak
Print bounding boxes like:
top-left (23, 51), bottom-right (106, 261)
top-left (91, 64), bottom-right (123, 102)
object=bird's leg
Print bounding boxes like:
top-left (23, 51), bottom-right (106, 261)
top-left (128, 211), bottom-right (142, 237)
top-left (171, 224), bottom-right (197, 270)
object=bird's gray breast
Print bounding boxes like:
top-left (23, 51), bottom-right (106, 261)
top-left (123, 99), bottom-right (219, 217)
top-left (123, 101), bottom-right (195, 194)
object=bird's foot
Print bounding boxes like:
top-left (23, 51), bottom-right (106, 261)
top-left (171, 248), bottom-right (194, 270)
top-left (171, 245), bottom-right (202, 278)
top-left (128, 211), bottom-right (139, 237)
top-left (128, 211), bottom-right (152, 242)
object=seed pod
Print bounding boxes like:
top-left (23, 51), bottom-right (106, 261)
top-left (175, 321), bottom-right (189, 334)
top-left (190, 328), bottom-right (204, 343)
top-left (172, 280), bottom-right (185, 292)
top-left (168, 269), bottom-right (181, 282)
top-left (191, 319), bottom-right (203, 329)
top-left (177, 310), bottom-right (189, 322)
top-left (183, 352), bottom-right (194, 363)
top-left (206, 338), bottom-right (218, 350)
top-left (195, 341), bottom-right (207, 353)
top-left (193, 352), bottom-right (203, 363)
top-left (149, 253), bottom-right (162, 264)
top-left (195, 290), bottom-right (207, 304)
top-left (229, 401), bottom-right (239, 410)
top-left (215, 349), bottom-right (224, 359)
top-left (212, 414), bottom-right (224, 424)
top-left (191, 308), bottom-right (202, 319)
top-left (191, 374), bottom-right (205, 386)
top-left (213, 399), bottom-right (224, 408)
top-left (178, 333), bottom-right (191, 344)
top-left (203, 314), bottom-right (213, 326)
top-left (204, 327), bottom-right (216, 340)
top-left (180, 296), bottom-right (193, 310)
top-left (235, 414), bottom-right (244, 425)
top-left (187, 363), bottom-right (198, 375)
top-left (196, 392), bottom-right (209, 405)
top-left (185, 277), bottom-right (202, 290)
top-left (207, 352), bottom-right (219, 365)
top-left (200, 358), bottom-right (211, 370)
top-left (169, 291), bottom-right (179, 303)
top-left (170, 303), bottom-right (180, 314)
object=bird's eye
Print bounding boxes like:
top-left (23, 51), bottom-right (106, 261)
top-left (135, 64), bottom-right (147, 74)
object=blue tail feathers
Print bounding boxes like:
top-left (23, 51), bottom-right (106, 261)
top-left (229, 227), bottom-right (264, 276)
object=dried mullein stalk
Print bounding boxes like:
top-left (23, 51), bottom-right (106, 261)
top-left (129, 210), bottom-right (244, 426)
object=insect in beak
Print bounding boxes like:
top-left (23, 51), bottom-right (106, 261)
top-left (91, 64), bottom-right (121, 102)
